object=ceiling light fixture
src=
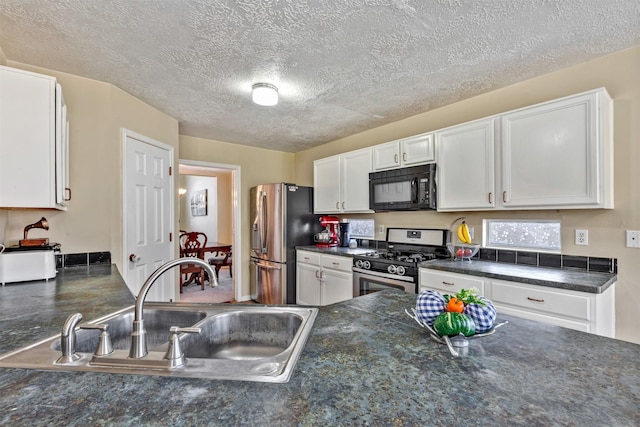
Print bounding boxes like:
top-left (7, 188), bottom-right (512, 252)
top-left (252, 83), bottom-right (278, 106)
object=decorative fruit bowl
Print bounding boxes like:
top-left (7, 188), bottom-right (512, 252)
top-left (406, 288), bottom-right (508, 357)
top-left (447, 243), bottom-right (480, 260)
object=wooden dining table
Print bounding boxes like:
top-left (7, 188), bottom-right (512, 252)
top-left (200, 242), bottom-right (232, 258)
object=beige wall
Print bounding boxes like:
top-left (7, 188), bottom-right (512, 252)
top-left (295, 45), bottom-right (640, 344)
top-left (179, 135), bottom-right (295, 298)
top-left (2, 62), bottom-right (179, 277)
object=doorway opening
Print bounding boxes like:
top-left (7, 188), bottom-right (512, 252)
top-left (178, 160), bottom-right (240, 303)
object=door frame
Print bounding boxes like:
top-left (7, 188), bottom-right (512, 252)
top-left (179, 159), bottom-right (242, 302)
top-left (122, 128), bottom-right (175, 299)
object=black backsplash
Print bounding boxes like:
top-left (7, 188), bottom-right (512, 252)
top-left (56, 251), bottom-right (111, 269)
top-left (478, 248), bottom-right (616, 274)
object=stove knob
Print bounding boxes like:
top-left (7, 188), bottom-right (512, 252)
top-left (363, 260), bottom-right (371, 270)
top-left (387, 265), bottom-right (397, 274)
top-left (355, 260), bottom-right (363, 269)
top-left (396, 265), bottom-right (406, 276)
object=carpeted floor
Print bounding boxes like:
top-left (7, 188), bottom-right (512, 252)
top-left (180, 268), bottom-right (235, 303)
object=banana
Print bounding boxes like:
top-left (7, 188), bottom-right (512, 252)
top-left (462, 222), bottom-right (472, 244)
top-left (457, 224), bottom-right (466, 243)
top-left (457, 222), bottom-right (472, 244)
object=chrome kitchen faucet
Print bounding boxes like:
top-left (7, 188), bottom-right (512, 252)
top-left (129, 257), bottom-right (217, 359)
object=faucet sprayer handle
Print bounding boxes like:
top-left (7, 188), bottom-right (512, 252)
top-left (79, 323), bottom-right (114, 356)
top-left (169, 326), bottom-right (201, 335)
top-left (164, 326), bottom-right (202, 368)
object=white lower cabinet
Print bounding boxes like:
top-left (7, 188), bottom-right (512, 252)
top-left (296, 250), bottom-right (353, 306)
top-left (488, 279), bottom-right (615, 337)
top-left (419, 268), bottom-right (615, 337)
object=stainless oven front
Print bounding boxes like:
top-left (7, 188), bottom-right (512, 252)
top-left (353, 268), bottom-right (417, 297)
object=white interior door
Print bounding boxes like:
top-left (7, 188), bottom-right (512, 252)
top-left (123, 130), bottom-right (173, 301)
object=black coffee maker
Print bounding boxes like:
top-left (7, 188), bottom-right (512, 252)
top-left (339, 222), bottom-right (351, 247)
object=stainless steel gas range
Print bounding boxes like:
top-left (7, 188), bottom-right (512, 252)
top-left (352, 228), bottom-right (450, 297)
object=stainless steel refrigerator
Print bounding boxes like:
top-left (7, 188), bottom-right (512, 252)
top-left (250, 183), bottom-right (321, 304)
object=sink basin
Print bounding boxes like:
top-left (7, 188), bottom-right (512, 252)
top-left (182, 311), bottom-right (303, 360)
top-left (0, 303), bottom-right (318, 383)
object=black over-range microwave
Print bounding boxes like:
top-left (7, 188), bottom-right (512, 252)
top-left (369, 164), bottom-right (437, 211)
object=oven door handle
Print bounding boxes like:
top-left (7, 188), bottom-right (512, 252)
top-left (352, 267), bottom-right (415, 282)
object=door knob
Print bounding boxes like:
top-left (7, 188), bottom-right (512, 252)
top-left (129, 254), bottom-right (140, 262)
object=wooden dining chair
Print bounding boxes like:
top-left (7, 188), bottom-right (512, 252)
top-left (208, 247), bottom-right (232, 278)
top-left (179, 231), bottom-right (208, 293)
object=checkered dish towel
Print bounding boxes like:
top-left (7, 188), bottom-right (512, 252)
top-left (464, 296), bottom-right (497, 333)
top-left (415, 290), bottom-right (446, 326)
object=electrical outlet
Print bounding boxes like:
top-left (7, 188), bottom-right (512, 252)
top-left (378, 225), bottom-right (385, 235)
top-left (626, 230), bottom-right (640, 248)
top-left (468, 226), bottom-right (475, 240)
top-left (575, 229), bottom-right (588, 246)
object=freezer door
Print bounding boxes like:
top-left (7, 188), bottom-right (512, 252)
top-left (250, 184), bottom-right (284, 262)
top-left (250, 258), bottom-right (286, 305)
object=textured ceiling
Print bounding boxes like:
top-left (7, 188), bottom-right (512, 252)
top-left (1, 1), bottom-right (639, 153)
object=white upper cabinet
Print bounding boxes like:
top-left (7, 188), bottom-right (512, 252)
top-left (373, 132), bottom-right (434, 171)
top-left (313, 155), bottom-right (341, 213)
top-left (501, 89), bottom-right (613, 209)
top-left (0, 66), bottom-right (70, 210)
top-left (436, 118), bottom-right (496, 211)
top-left (313, 147), bottom-right (373, 214)
top-left (436, 88), bottom-right (613, 211)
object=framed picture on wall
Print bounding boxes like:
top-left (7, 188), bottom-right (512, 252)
top-left (190, 189), bottom-right (208, 216)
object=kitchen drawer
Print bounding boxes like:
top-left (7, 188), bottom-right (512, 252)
top-left (490, 280), bottom-right (591, 321)
top-left (419, 269), bottom-right (485, 295)
top-left (297, 250), bottom-right (320, 266)
top-left (321, 254), bottom-right (352, 272)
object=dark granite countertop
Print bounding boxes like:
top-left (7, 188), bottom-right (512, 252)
top-left (296, 245), bottom-right (373, 257)
top-left (420, 259), bottom-right (616, 294)
top-left (0, 265), bottom-right (638, 426)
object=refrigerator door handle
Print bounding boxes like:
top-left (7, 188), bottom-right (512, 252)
top-left (251, 205), bottom-right (262, 253)
top-left (252, 190), bottom-right (268, 254)
top-left (260, 191), bottom-right (268, 253)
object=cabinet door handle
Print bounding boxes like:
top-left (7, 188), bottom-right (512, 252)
top-left (332, 262), bottom-right (340, 267)
top-left (342, 201), bottom-right (345, 209)
top-left (64, 187), bottom-right (72, 201)
top-left (488, 192), bottom-right (492, 204)
top-left (442, 281), bottom-right (455, 286)
top-left (303, 257), bottom-right (310, 261)
top-left (527, 297), bottom-right (545, 303)
top-left (402, 153), bottom-right (407, 162)
top-left (394, 154), bottom-right (399, 164)
top-left (502, 191), bottom-right (507, 203)
top-left (336, 202), bottom-right (340, 209)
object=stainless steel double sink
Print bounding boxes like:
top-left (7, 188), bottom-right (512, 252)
top-left (0, 303), bottom-right (318, 383)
